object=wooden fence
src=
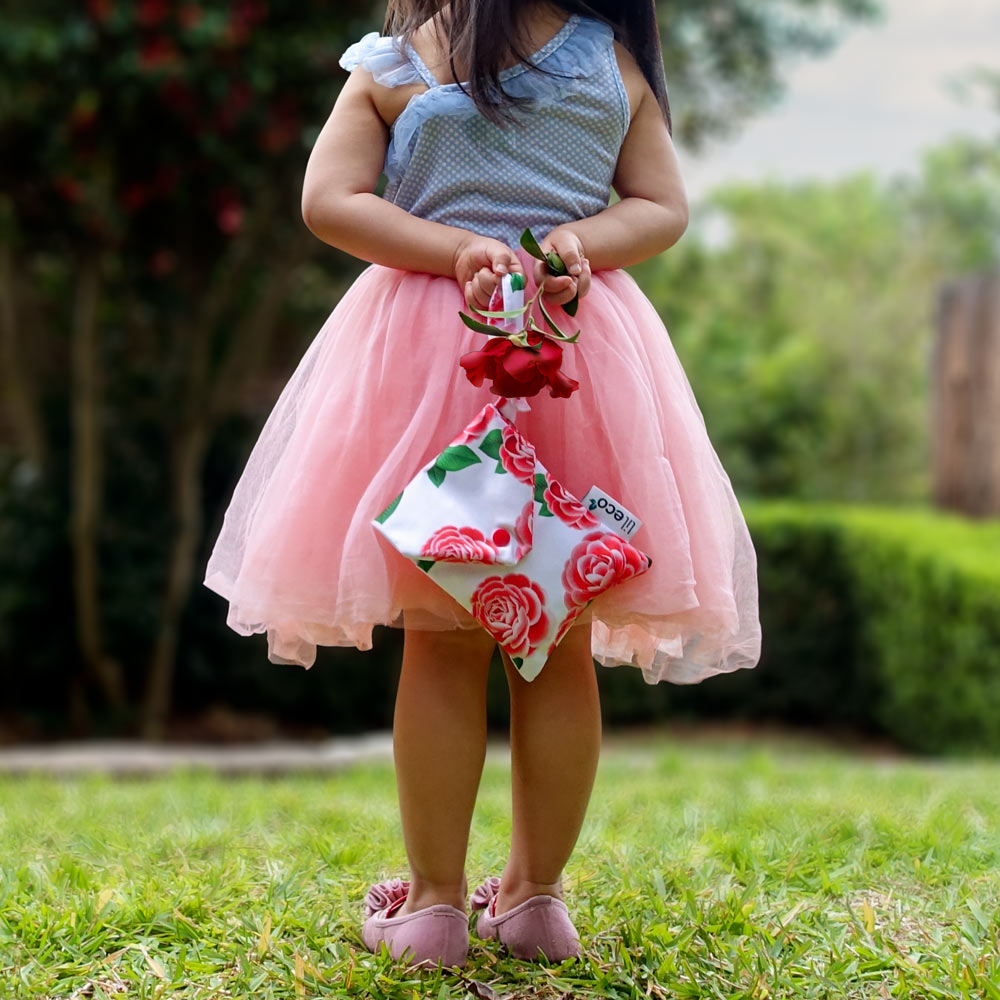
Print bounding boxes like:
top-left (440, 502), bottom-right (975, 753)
top-left (932, 267), bottom-right (1000, 516)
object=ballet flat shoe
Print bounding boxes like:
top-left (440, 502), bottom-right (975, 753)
top-left (361, 878), bottom-right (469, 970)
top-left (470, 876), bottom-right (581, 962)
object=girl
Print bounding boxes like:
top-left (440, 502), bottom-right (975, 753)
top-left (203, 0), bottom-right (761, 971)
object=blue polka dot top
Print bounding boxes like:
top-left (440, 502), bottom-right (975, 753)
top-left (339, 14), bottom-right (630, 250)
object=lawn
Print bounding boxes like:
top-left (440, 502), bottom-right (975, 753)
top-left (1, 731), bottom-right (999, 999)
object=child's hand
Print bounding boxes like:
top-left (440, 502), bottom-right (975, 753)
top-left (453, 235), bottom-right (525, 311)
top-left (534, 227), bottom-right (592, 307)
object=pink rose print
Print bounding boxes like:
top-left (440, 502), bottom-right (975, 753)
top-left (514, 498), bottom-right (534, 559)
top-left (421, 525), bottom-right (499, 563)
top-left (499, 425), bottom-right (536, 485)
top-left (471, 573), bottom-right (549, 658)
top-left (543, 478), bottom-right (600, 530)
top-left (562, 530), bottom-right (651, 608)
top-left (451, 404), bottom-right (496, 446)
top-left (546, 604), bottom-right (587, 658)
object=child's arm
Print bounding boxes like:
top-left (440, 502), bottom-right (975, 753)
top-left (534, 43), bottom-right (689, 302)
top-left (301, 68), bottom-right (522, 308)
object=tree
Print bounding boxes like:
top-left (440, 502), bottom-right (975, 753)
top-left (0, 0), bottom-right (884, 738)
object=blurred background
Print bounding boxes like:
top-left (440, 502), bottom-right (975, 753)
top-left (1, 0), bottom-right (998, 754)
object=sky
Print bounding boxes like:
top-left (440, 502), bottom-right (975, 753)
top-left (679, 0), bottom-right (1000, 207)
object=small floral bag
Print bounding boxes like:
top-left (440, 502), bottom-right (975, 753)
top-left (372, 397), bottom-right (652, 682)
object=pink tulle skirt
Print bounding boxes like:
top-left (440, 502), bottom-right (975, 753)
top-left (202, 248), bottom-right (761, 684)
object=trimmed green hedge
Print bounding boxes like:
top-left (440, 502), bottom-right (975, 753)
top-left (744, 501), bottom-right (1000, 754)
top-left (593, 500), bottom-right (1000, 756)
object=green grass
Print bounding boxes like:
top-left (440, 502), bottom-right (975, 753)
top-left (2, 734), bottom-right (999, 999)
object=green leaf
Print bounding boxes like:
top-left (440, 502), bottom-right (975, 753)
top-left (519, 228), bottom-right (547, 261)
top-left (417, 558), bottom-right (436, 573)
top-left (374, 491), bottom-right (403, 524)
top-left (459, 311), bottom-right (504, 336)
top-left (436, 445), bottom-right (482, 472)
top-left (427, 464), bottom-right (446, 487)
top-left (533, 472), bottom-right (548, 504)
top-left (546, 250), bottom-right (568, 276)
top-left (513, 656), bottom-right (524, 669)
top-left (508, 271), bottom-right (526, 291)
top-left (470, 303), bottom-right (528, 320)
top-left (564, 293), bottom-right (580, 317)
top-left (538, 295), bottom-right (569, 340)
top-left (540, 502), bottom-right (553, 517)
top-left (479, 427), bottom-right (503, 459)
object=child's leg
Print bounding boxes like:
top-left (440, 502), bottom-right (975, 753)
top-left (495, 621), bottom-right (602, 914)
top-left (393, 625), bottom-right (496, 916)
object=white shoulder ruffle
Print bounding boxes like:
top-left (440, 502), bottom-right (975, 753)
top-left (339, 32), bottom-right (423, 89)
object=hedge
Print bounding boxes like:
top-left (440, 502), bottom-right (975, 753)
top-left (737, 500), bottom-right (1000, 755)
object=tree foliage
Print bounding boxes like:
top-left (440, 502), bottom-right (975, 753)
top-left (632, 133), bottom-right (1000, 503)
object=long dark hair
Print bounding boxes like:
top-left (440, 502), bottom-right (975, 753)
top-left (383, 0), bottom-right (672, 133)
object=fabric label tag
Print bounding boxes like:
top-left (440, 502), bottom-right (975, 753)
top-left (500, 272), bottom-right (525, 333)
top-left (582, 485), bottom-right (642, 540)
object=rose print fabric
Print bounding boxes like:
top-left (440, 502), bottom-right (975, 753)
top-left (371, 403), bottom-right (532, 566)
top-left (372, 399), bottom-right (652, 681)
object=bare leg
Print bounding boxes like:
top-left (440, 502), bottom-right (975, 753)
top-left (393, 625), bottom-right (496, 915)
top-left (495, 621), bottom-right (602, 915)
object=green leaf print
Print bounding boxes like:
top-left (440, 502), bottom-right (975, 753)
top-left (479, 428), bottom-right (503, 460)
top-left (533, 472), bottom-right (553, 515)
top-left (416, 559), bottom-right (435, 573)
top-left (513, 656), bottom-right (524, 669)
top-left (437, 445), bottom-right (482, 472)
top-left (427, 465), bottom-right (446, 488)
top-left (374, 491), bottom-right (403, 524)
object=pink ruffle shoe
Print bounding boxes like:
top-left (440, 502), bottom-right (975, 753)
top-left (361, 878), bottom-right (469, 970)
top-left (470, 876), bottom-right (582, 962)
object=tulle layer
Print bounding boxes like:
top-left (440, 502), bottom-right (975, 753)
top-left (202, 249), bottom-right (762, 684)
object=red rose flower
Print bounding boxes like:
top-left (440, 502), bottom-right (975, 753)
top-left (499, 425), bottom-right (536, 485)
top-left (471, 574), bottom-right (549, 658)
top-left (544, 478), bottom-right (600, 530)
top-left (421, 525), bottom-right (499, 563)
top-left (562, 531), bottom-right (651, 608)
top-left (459, 328), bottom-right (579, 399)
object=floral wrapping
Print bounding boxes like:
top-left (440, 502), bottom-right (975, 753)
top-left (372, 399), bottom-right (653, 682)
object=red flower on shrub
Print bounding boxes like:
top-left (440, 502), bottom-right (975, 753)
top-left (121, 181), bottom-right (153, 213)
top-left (160, 79), bottom-right (198, 117)
top-left (179, 4), bottom-right (203, 29)
top-left (136, 0), bottom-right (170, 27)
top-left (85, 0), bottom-right (112, 23)
top-left (216, 201), bottom-right (244, 236)
top-left (149, 248), bottom-right (177, 277)
top-left (139, 37), bottom-right (180, 70)
top-left (53, 175), bottom-right (84, 204)
top-left (260, 100), bottom-right (300, 154)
